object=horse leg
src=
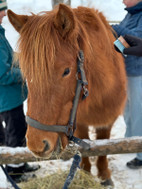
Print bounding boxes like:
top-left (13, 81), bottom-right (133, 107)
top-left (96, 126), bottom-right (114, 187)
top-left (75, 125), bottom-right (91, 172)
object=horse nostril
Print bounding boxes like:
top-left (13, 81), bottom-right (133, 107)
top-left (43, 140), bottom-right (50, 152)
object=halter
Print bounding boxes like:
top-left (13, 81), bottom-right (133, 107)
top-left (26, 50), bottom-right (90, 150)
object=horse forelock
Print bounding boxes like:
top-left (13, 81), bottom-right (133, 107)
top-left (18, 9), bottom-right (80, 95)
top-left (17, 6), bottom-right (116, 98)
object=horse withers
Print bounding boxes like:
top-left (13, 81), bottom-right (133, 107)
top-left (7, 4), bottom-right (127, 187)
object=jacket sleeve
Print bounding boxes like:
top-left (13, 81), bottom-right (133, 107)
top-left (0, 41), bottom-right (24, 85)
top-left (112, 16), bottom-right (142, 38)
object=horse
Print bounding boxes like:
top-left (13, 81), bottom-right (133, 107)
top-left (7, 4), bottom-right (127, 187)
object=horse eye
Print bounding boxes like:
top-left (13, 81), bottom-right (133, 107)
top-left (62, 68), bottom-right (70, 77)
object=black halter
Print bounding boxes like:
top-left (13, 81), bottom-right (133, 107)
top-left (26, 50), bottom-right (90, 150)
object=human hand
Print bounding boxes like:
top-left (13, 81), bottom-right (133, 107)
top-left (114, 36), bottom-right (129, 55)
top-left (123, 35), bottom-right (142, 56)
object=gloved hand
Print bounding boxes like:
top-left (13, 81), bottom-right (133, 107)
top-left (123, 35), bottom-right (142, 56)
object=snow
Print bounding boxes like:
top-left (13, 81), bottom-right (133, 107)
top-left (0, 147), bottom-right (30, 156)
top-left (0, 0), bottom-right (142, 189)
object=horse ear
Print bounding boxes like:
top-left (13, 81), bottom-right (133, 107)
top-left (54, 4), bottom-right (75, 37)
top-left (7, 10), bottom-right (29, 33)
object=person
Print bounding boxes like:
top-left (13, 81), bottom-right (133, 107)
top-left (0, 122), bottom-right (5, 145)
top-left (112, 0), bottom-right (142, 169)
top-left (0, 0), bottom-right (40, 183)
top-left (123, 35), bottom-right (142, 56)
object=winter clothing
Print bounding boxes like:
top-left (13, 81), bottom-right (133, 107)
top-left (112, 2), bottom-right (142, 162)
top-left (0, 122), bottom-right (5, 145)
top-left (6, 163), bottom-right (40, 183)
top-left (0, 0), bottom-right (7, 11)
top-left (123, 35), bottom-right (142, 56)
top-left (126, 158), bottom-right (142, 169)
top-left (0, 105), bottom-right (27, 147)
top-left (0, 11), bottom-right (40, 180)
top-left (0, 25), bottom-right (27, 113)
top-left (0, 24), bottom-right (28, 148)
top-left (112, 2), bottom-right (142, 76)
top-left (124, 75), bottom-right (142, 160)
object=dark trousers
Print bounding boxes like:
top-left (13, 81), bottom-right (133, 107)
top-left (0, 121), bottom-right (5, 144)
top-left (0, 105), bottom-right (27, 147)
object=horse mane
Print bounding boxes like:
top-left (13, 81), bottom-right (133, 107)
top-left (18, 6), bottom-right (116, 96)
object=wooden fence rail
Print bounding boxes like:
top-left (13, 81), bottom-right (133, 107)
top-left (108, 21), bottom-right (121, 24)
top-left (0, 136), bottom-right (142, 164)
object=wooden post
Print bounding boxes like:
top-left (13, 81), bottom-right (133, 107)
top-left (0, 137), bottom-right (142, 164)
top-left (52, 0), bottom-right (71, 9)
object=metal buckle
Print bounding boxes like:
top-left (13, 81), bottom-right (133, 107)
top-left (66, 124), bottom-right (74, 138)
top-left (77, 50), bottom-right (84, 63)
top-left (83, 85), bottom-right (89, 97)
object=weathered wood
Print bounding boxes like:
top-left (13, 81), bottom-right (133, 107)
top-left (0, 137), bottom-right (142, 164)
top-left (109, 21), bottom-right (121, 23)
top-left (52, 0), bottom-right (71, 9)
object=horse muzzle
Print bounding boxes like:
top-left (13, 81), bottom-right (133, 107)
top-left (30, 136), bottom-right (64, 159)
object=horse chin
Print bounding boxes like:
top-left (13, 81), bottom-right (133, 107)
top-left (31, 150), bottom-right (53, 159)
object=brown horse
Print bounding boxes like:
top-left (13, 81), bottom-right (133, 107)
top-left (7, 4), bottom-right (127, 187)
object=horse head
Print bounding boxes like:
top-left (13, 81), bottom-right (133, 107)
top-left (7, 4), bottom-right (85, 158)
top-left (7, 4), bottom-right (126, 161)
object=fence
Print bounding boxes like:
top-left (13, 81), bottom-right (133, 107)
top-left (0, 136), bottom-right (142, 164)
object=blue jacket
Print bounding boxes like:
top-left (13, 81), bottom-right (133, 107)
top-left (0, 25), bottom-right (28, 113)
top-left (112, 2), bottom-right (142, 76)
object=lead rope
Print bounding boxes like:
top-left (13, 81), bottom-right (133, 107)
top-left (0, 165), bottom-right (21, 189)
top-left (63, 151), bottom-right (82, 189)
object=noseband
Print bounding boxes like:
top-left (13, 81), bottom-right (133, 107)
top-left (26, 50), bottom-right (90, 150)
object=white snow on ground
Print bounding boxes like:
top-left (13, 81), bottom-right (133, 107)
top-left (0, 1), bottom-right (142, 188)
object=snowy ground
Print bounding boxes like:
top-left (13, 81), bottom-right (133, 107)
top-left (0, 0), bottom-right (142, 189)
top-left (1, 116), bottom-right (142, 189)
